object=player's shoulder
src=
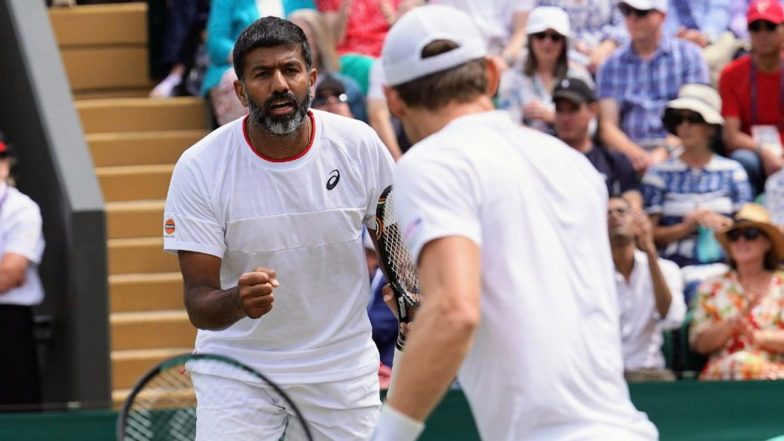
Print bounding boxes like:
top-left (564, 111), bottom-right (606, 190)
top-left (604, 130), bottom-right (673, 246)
top-left (722, 54), bottom-right (751, 77)
top-left (175, 118), bottom-right (241, 168)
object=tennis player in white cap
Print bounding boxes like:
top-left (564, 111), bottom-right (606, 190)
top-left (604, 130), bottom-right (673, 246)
top-left (371, 5), bottom-right (659, 441)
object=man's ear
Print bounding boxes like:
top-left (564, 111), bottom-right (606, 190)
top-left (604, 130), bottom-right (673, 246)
top-left (485, 56), bottom-right (501, 98)
top-left (234, 80), bottom-right (248, 107)
top-left (384, 85), bottom-right (406, 119)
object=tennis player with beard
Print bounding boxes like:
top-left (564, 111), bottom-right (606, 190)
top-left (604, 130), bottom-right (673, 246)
top-left (163, 17), bottom-right (395, 440)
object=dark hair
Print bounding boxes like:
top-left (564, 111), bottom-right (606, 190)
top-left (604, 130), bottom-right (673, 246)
top-left (233, 16), bottom-right (313, 81)
top-left (523, 36), bottom-right (569, 79)
top-left (392, 40), bottom-right (487, 111)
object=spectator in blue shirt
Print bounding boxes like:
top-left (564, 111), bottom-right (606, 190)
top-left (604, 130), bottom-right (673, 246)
top-left (597, 0), bottom-right (709, 173)
top-left (642, 83), bottom-right (752, 304)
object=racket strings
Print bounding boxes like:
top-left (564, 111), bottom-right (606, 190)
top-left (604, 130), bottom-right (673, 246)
top-left (381, 192), bottom-right (420, 305)
top-left (121, 356), bottom-right (312, 441)
top-left (124, 366), bottom-right (197, 441)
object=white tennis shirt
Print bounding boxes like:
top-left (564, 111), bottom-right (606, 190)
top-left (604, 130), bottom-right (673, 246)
top-left (164, 110), bottom-right (395, 384)
top-left (0, 184), bottom-right (45, 306)
top-left (394, 111), bottom-right (658, 440)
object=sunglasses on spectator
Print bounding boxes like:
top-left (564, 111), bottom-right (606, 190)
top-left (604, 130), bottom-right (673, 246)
top-left (671, 112), bottom-right (705, 126)
top-left (532, 31), bottom-right (565, 42)
top-left (312, 92), bottom-right (348, 107)
top-left (727, 228), bottom-right (764, 242)
top-left (619, 4), bottom-right (653, 18)
top-left (748, 20), bottom-right (779, 33)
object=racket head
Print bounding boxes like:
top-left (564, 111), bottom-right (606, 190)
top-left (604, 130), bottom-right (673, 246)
top-left (117, 353), bottom-right (313, 441)
top-left (374, 185), bottom-right (421, 324)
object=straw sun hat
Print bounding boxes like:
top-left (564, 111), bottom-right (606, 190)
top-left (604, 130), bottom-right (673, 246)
top-left (715, 203), bottom-right (784, 263)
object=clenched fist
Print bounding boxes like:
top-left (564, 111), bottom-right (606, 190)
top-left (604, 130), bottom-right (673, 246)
top-left (237, 267), bottom-right (279, 319)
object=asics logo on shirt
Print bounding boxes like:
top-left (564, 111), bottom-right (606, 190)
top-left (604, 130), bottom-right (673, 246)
top-left (326, 169), bottom-right (340, 190)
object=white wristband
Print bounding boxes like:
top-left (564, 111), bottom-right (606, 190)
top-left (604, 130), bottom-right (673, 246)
top-left (370, 405), bottom-right (425, 441)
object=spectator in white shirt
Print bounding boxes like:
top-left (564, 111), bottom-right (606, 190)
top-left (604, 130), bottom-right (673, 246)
top-left (609, 196), bottom-right (686, 381)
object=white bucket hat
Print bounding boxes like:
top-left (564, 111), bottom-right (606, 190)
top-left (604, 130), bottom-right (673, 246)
top-left (620, 0), bottom-right (668, 13)
top-left (663, 84), bottom-right (724, 133)
top-left (381, 5), bottom-right (487, 87)
top-left (526, 6), bottom-right (571, 37)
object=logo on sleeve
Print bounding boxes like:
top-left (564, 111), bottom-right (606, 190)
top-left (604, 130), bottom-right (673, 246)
top-left (326, 169), bottom-right (340, 190)
top-left (164, 218), bottom-right (176, 237)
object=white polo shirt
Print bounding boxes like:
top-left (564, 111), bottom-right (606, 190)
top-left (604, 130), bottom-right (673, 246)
top-left (616, 250), bottom-right (686, 371)
top-left (164, 110), bottom-right (395, 384)
top-left (0, 184), bottom-right (45, 306)
top-left (395, 111), bottom-right (658, 441)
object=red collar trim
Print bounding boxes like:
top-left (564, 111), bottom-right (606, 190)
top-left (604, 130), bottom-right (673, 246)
top-left (242, 111), bottom-right (316, 163)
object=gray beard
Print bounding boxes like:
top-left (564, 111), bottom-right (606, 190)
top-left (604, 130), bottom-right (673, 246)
top-left (249, 89), bottom-right (312, 137)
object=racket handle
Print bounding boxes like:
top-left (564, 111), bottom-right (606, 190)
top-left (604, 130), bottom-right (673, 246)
top-left (396, 294), bottom-right (412, 324)
top-left (395, 330), bottom-right (406, 351)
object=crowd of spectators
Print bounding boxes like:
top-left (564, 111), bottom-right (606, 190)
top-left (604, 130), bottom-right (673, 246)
top-left (57, 0), bottom-right (784, 383)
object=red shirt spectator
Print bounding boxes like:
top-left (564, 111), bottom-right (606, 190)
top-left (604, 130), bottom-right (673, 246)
top-left (719, 55), bottom-right (784, 144)
top-left (317, 0), bottom-right (403, 57)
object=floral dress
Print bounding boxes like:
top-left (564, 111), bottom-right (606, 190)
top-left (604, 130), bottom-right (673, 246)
top-left (690, 270), bottom-right (784, 380)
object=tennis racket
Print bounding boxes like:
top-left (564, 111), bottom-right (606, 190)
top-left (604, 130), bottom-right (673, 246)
top-left (117, 353), bottom-right (313, 441)
top-left (374, 185), bottom-right (421, 349)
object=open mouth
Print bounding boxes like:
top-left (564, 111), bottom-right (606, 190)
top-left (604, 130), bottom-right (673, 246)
top-left (268, 100), bottom-right (296, 116)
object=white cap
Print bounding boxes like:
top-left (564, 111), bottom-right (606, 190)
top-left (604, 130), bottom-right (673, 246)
top-left (381, 5), bottom-right (487, 87)
top-left (526, 6), bottom-right (572, 37)
top-left (620, 0), bottom-right (668, 13)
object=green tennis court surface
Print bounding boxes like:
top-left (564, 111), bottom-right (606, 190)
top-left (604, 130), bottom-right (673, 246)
top-left (1, 381), bottom-right (782, 440)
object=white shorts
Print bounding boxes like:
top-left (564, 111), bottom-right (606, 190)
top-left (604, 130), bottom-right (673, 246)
top-left (192, 371), bottom-right (380, 441)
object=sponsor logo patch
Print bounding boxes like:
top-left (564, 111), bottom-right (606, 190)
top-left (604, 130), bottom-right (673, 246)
top-left (164, 218), bottom-right (176, 236)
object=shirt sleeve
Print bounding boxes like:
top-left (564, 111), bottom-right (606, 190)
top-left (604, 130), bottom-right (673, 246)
top-left (641, 167), bottom-right (666, 214)
top-left (765, 171), bottom-right (784, 225)
top-left (2, 197), bottom-right (44, 265)
top-left (596, 55), bottom-right (620, 100)
top-left (682, 41), bottom-right (710, 85)
top-left (718, 62), bottom-right (741, 118)
top-left (614, 152), bottom-right (640, 194)
top-left (394, 152), bottom-right (482, 262)
top-left (730, 163), bottom-right (753, 210)
top-left (205, 0), bottom-right (239, 67)
top-left (362, 129), bottom-right (396, 230)
top-left (163, 158), bottom-right (226, 257)
top-left (655, 258), bottom-right (686, 330)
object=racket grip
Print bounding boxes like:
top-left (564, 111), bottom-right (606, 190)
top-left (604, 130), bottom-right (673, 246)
top-left (395, 330), bottom-right (406, 351)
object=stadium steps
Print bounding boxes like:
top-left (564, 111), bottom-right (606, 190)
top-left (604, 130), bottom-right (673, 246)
top-left (106, 200), bottom-right (165, 238)
top-left (88, 130), bottom-right (205, 167)
top-left (49, 3), bottom-right (152, 95)
top-left (76, 98), bottom-right (207, 133)
top-left (49, 2), bottom-right (207, 403)
top-left (109, 272), bottom-right (183, 314)
top-left (95, 164), bottom-right (173, 201)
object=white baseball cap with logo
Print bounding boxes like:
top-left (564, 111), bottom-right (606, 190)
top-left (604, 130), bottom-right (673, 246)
top-left (620, 0), bottom-right (668, 12)
top-left (381, 4), bottom-right (487, 87)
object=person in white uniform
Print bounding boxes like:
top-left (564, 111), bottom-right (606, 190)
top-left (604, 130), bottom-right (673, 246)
top-left (0, 137), bottom-right (45, 409)
top-left (371, 5), bottom-right (659, 441)
top-left (163, 16), bottom-right (395, 440)
top-left (608, 196), bottom-right (686, 381)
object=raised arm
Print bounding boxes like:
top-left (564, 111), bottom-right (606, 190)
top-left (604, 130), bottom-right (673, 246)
top-left (178, 251), bottom-right (278, 331)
